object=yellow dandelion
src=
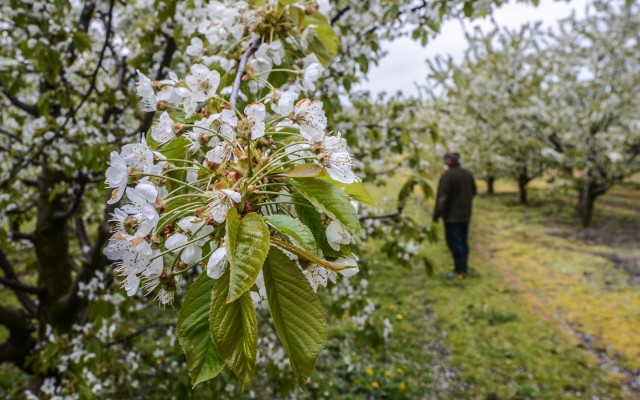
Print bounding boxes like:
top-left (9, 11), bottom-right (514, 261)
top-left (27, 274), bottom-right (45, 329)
top-left (396, 313), bottom-right (404, 320)
top-left (396, 367), bottom-right (404, 374)
top-left (398, 382), bottom-right (407, 392)
top-left (366, 368), bottom-right (374, 376)
top-left (385, 370), bottom-right (393, 377)
top-left (498, 286), bottom-right (505, 293)
top-left (371, 381), bottom-right (379, 389)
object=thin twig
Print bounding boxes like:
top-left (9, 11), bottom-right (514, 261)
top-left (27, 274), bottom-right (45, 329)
top-left (105, 323), bottom-right (174, 349)
top-left (358, 211), bottom-right (401, 222)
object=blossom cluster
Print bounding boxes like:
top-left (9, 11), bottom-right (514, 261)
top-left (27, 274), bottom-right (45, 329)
top-left (104, 1), bottom-right (360, 305)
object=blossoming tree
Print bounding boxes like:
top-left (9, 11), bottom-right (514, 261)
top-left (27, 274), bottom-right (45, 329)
top-left (427, 24), bottom-right (554, 204)
top-left (545, 0), bottom-right (640, 226)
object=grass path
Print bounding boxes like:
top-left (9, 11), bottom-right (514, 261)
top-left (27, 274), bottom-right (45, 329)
top-left (366, 187), bottom-right (639, 399)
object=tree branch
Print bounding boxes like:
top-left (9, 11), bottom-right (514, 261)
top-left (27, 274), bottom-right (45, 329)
top-left (330, 6), bottom-right (351, 25)
top-left (0, 305), bottom-right (34, 371)
top-left (132, 34), bottom-right (176, 137)
top-left (0, 247), bottom-right (38, 316)
top-left (1, 91), bottom-right (39, 117)
top-left (230, 35), bottom-right (261, 108)
top-left (0, 277), bottom-right (42, 295)
top-left (105, 322), bottom-right (173, 349)
top-left (53, 178), bottom-right (87, 220)
top-left (359, 211), bottom-right (402, 222)
top-left (75, 216), bottom-right (91, 257)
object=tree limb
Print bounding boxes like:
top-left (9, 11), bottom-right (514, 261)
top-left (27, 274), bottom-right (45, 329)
top-left (75, 216), bottom-right (91, 257)
top-left (0, 247), bottom-right (38, 316)
top-left (1, 91), bottom-right (39, 117)
top-left (0, 305), bottom-right (34, 371)
top-left (132, 34), bottom-right (176, 136)
top-left (330, 6), bottom-right (351, 25)
top-left (230, 35), bottom-right (261, 108)
top-left (0, 277), bottom-right (42, 295)
top-left (105, 323), bottom-right (173, 349)
top-left (359, 211), bottom-right (402, 222)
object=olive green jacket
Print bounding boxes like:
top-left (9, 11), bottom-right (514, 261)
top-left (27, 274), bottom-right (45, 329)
top-left (433, 165), bottom-right (477, 222)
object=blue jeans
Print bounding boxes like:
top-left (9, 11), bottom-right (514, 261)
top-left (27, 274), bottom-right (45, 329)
top-left (445, 221), bottom-right (470, 273)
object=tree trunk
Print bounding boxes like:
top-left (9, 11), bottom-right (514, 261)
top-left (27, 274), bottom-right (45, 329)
top-left (518, 181), bottom-right (527, 204)
top-left (516, 165), bottom-right (530, 205)
top-left (577, 192), bottom-right (595, 228)
top-left (486, 176), bottom-right (495, 195)
top-left (577, 182), bottom-right (606, 228)
top-left (34, 167), bottom-right (75, 332)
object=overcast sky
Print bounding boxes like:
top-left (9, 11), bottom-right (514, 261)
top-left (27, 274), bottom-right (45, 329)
top-left (355, 0), bottom-right (589, 97)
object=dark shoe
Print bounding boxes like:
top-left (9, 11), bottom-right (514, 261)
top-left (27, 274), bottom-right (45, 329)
top-left (454, 257), bottom-right (464, 274)
top-left (461, 254), bottom-right (469, 275)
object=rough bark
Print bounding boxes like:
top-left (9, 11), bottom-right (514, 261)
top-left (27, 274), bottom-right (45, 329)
top-left (486, 176), bottom-right (495, 195)
top-left (577, 182), bottom-right (607, 228)
top-left (34, 167), bottom-right (75, 332)
top-left (0, 306), bottom-right (34, 373)
top-left (518, 180), bottom-right (528, 204)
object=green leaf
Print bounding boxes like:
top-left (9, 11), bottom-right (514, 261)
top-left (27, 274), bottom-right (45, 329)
top-left (283, 163), bottom-right (323, 178)
top-left (226, 209), bottom-right (270, 302)
top-left (305, 31), bottom-right (333, 66)
top-left (177, 273), bottom-right (225, 387)
top-left (72, 32), bottom-right (92, 52)
top-left (313, 24), bottom-right (339, 56)
top-left (290, 178), bottom-right (360, 238)
top-left (265, 215), bottom-right (317, 254)
top-left (263, 248), bottom-right (327, 388)
top-left (417, 177), bottom-right (434, 199)
top-left (88, 299), bottom-right (116, 321)
top-left (158, 136), bottom-right (191, 193)
top-left (463, 1), bottom-right (474, 17)
top-left (316, 174), bottom-right (375, 205)
top-left (209, 270), bottom-right (257, 390)
top-left (288, 5), bottom-right (305, 28)
top-left (294, 198), bottom-right (343, 258)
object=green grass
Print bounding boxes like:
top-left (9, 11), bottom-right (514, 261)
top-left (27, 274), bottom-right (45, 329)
top-left (360, 177), bottom-right (639, 399)
top-left (2, 176), bottom-right (638, 399)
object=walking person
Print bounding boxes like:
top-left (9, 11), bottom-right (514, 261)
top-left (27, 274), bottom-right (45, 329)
top-left (432, 152), bottom-right (477, 279)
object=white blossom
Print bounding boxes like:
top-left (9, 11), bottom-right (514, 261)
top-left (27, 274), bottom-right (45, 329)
top-left (151, 112), bottom-right (177, 146)
top-left (105, 151), bottom-right (128, 204)
top-left (185, 64), bottom-right (220, 102)
top-left (326, 220), bottom-right (351, 251)
top-left (293, 99), bottom-right (327, 142)
top-left (245, 103), bottom-right (266, 140)
top-left (186, 37), bottom-right (204, 57)
top-left (302, 62), bottom-right (323, 91)
top-left (136, 70), bottom-right (156, 112)
top-left (205, 189), bottom-right (241, 223)
top-left (271, 90), bottom-right (298, 116)
top-left (206, 245), bottom-right (227, 279)
top-left (321, 133), bottom-right (356, 183)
